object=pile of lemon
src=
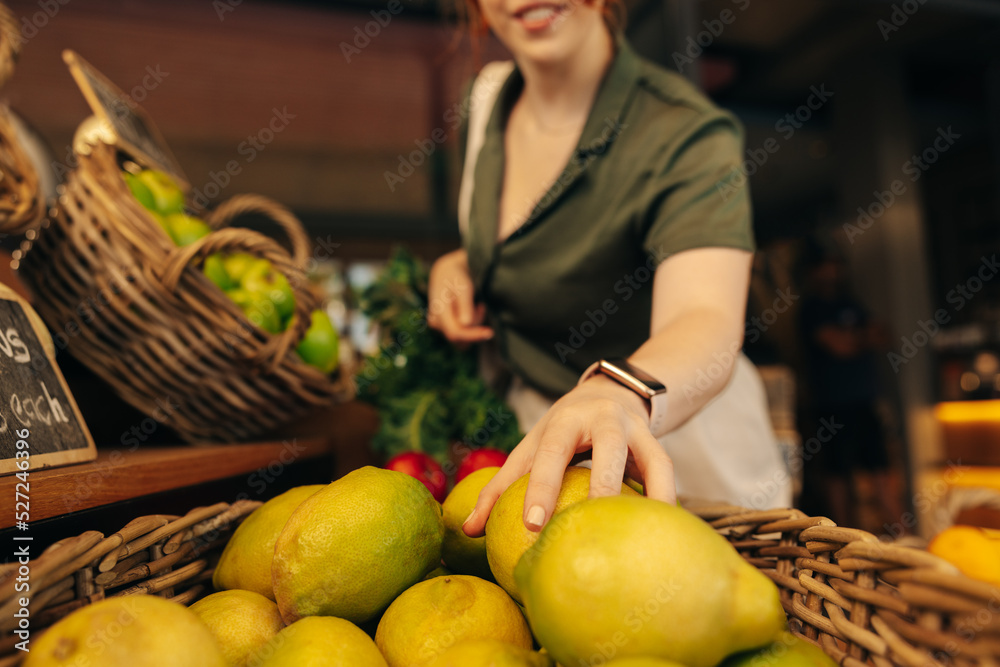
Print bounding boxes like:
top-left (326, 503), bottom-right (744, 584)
top-left (25, 466), bottom-right (831, 667)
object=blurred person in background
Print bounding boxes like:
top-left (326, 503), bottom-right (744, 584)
top-left (427, 0), bottom-right (791, 537)
top-left (798, 242), bottom-right (904, 530)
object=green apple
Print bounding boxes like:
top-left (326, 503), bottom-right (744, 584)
top-left (123, 171), bottom-right (156, 211)
top-left (227, 287), bottom-right (282, 334)
top-left (164, 213), bottom-right (212, 247)
top-left (202, 253), bottom-right (234, 291)
top-left (295, 309), bottom-right (339, 374)
top-left (241, 260), bottom-right (295, 323)
top-left (221, 253), bottom-right (261, 284)
top-left (136, 169), bottom-right (185, 216)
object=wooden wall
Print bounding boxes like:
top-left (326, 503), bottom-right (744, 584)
top-left (2, 0), bottom-right (499, 229)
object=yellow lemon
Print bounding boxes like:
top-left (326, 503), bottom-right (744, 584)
top-left (515, 496), bottom-right (786, 667)
top-left (442, 466), bottom-right (500, 580)
top-left (272, 467), bottom-right (444, 624)
top-left (425, 639), bottom-right (553, 667)
top-left (606, 659), bottom-right (689, 667)
top-left (25, 595), bottom-right (225, 667)
top-left (485, 466), bottom-right (638, 602)
top-left (189, 590), bottom-right (284, 667)
top-left (258, 616), bottom-right (387, 666)
top-left (928, 525), bottom-right (1000, 586)
top-left (375, 575), bottom-right (532, 667)
top-left (719, 633), bottom-right (837, 667)
top-left (214, 485), bottom-right (325, 600)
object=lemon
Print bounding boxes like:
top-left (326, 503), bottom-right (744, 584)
top-left (425, 639), bottom-right (553, 667)
top-left (25, 595), bottom-right (225, 667)
top-left (515, 496), bottom-right (786, 667)
top-left (189, 590), bottom-right (284, 667)
top-left (214, 485), bottom-right (325, 600)
top-left (442, 466), bottom-right (500, 580)
top-left (928, 525), bottom-right (1000, 586)
top-left (272, 466), bottom-right (444, 624)
top-left (375, 575), bottom-right (533, 667)
top-left (485, 466), bottom-right (638, 602)
top-left (424, 565), bottom-right (453, 581)
top-left (719, 633), bottom-right (837, 667)
top-left (606, 660), bottom-right (689, 667)
top-left (258, 616), bottom-right (388, 666)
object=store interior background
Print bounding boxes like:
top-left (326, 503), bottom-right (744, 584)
top-left (1, 0), bottom-right (998, 536)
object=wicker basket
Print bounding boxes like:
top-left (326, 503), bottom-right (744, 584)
top-left (0, 4), bottom-right (44, 237)
top-left (686, 503), bottom-right (1000, 667)
top-left (3, 502), bottom-right (998, 666)
top-left (0, 500), bottom-right (260, 666)
top-left (15, 140), bottom-right (347, 442)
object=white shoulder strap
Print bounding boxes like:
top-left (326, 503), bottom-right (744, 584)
top-left (457, 60), bottom-right (515, 240)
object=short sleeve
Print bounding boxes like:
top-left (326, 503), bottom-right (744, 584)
top-left (641, 113), bottom-right (754, 260)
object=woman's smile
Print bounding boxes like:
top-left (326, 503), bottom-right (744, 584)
top-left (510, 2), bottom-right (571, 33)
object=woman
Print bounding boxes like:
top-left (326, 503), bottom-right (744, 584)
top-left (428, 0), bottom-right (790, 536)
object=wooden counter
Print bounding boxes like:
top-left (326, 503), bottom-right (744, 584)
top-left (0, 438), bottom-right (333, 529)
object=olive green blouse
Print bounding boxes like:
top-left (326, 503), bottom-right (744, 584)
top-left (464, 39), bottom-right (754, 398)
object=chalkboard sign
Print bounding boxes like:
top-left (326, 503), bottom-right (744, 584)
top-left (62, 49), bottom-right (189, 190)
top-left (0, 299), bottom-right (96, 475)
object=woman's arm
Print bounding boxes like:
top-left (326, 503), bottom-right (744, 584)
top-left (463, 246), bottom-right (752, 536)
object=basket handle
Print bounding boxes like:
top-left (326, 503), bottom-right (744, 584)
top-left (157, 227), bottom-right (318, 373)
top-left (206, 194), bottom-right (311, 271)
top-left (0, 4), bottom-right (21, 90)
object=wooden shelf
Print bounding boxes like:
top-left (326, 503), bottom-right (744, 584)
top-left (0, 438), bottom-right (332, 529)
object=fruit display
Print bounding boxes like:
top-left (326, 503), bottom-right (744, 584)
top-left (19, 467), bottom-right (807, 667)
top-left (121, 167), bottom-right (339, 375)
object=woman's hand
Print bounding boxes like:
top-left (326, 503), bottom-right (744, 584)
top-left (427, 249), bottom-right (494, 344)
top-left (462, 374), bottom-right (676, 537)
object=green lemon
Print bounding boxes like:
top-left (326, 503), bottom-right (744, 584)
top-left (136, 169), bottom-right (185, 216)
top-left (164, 213), bottom-right (212, 247)
top-left (295, 309), bottom-right (339, 374)
top-left (242, 259), bottom-right (295, 323)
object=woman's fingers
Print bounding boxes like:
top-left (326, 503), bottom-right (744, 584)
top-left (431, 299), bottom-right (494, 343)
top-left (521, 422), bottom-right (579, 532)
top-left (463, 446), bottom-right (530, 537)
top-left (454, 282), bottom-right (478, 326)
top-left (630, 429), bottom-right (677, 504)
top-left (588, 418), bottom-right (629, 498)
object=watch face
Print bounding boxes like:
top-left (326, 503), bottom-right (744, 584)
top-left (605, 359), bottom-right (666, 393)
top-left (601, 359), bottom-right (666, 397)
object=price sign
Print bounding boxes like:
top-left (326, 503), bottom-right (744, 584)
top-left (62, 49), bottom-right (188, 190)
top-left (0, 299), bottom-right (95, 475)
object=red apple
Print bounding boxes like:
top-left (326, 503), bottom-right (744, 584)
top-left (456, 448), bottom-right (508, 484)
top-left (385, 452), bottom-right (447, 503)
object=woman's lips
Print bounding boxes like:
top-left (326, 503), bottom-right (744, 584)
top-left (512, 3), bottom-right (568, 31)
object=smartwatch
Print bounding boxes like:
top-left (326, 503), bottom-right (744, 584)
top-left (578, 358), bottom-right (668, 437)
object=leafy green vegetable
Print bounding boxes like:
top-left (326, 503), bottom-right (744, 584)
top-left (355, 247), bottom-right (522, 462)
